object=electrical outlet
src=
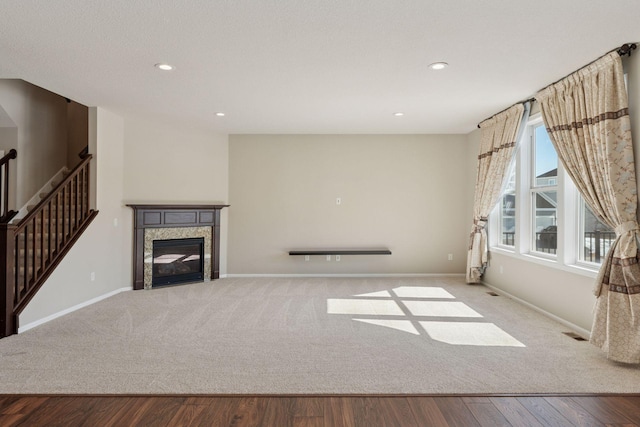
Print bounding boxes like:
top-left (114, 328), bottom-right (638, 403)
top-left (336, 197), bottom-right (341, 205)
top-left (326, 255), bottom-right (331, 261)
top-left (336, 255), bottom-right (341, 262)
top-left (305, 255), bottom-right (310, 261)
top-left (113, 218), bottom-right (118, 227)
top-left (90, 272), bottom-right (95, 281)
top-left (447, 254), bottom-right (453, 261)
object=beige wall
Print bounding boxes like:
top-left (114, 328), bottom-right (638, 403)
top-left (466, 130), bottom-right (480, 229)
top-left (483, 253), bottom-right (595, 332)
top-left (0, 80), bottom-right (68, 207)
top-left (66, 101), bottom-right (89, 168)
top-left (228, 134), bottom-right (468, 274)
top-left (0, 104), bottom-right (17, 154)
top-left (21, 108), bottom-right (132, 326)
top-left (122, 116), bottom-right (229, 274)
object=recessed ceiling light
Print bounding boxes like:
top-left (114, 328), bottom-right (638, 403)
top-left (155, 63), bottom-right (174, 71)
top-left (215, 112), bottom-right (225, 117)
top-left (429, 62), bottom-right (448, 70)
top-left (393, 112), bottom-right (404, 117)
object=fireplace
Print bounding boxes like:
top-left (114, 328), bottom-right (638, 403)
top-left (128, 204), bottom-right (229, 290)
top-left (152, 238), bottom-right (204, 287)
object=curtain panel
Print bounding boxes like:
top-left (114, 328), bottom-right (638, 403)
top-left (466, 104), bottom-right (526, 283)
top-left (537, 52), bottom-right (640, 364)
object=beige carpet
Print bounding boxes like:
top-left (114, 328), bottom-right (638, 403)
top-left (0, 276), bottom-right (639, 394)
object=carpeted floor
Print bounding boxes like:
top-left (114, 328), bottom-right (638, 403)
top-left (0, 276), bottom-right (638, 394)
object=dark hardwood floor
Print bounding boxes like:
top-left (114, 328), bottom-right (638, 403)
top-left (1, 395), bottom-right (640, 426)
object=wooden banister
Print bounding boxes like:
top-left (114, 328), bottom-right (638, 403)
top-left (0, 154), bottom-right (98, 337)
top-left (0, 149), bottom-right (17, 223)
top-left (20, 156), bottom-right (91, 226)
top-left (0, 149), bottom-right (17, 163)
top-left (0, 223), bottom-right (16, 336)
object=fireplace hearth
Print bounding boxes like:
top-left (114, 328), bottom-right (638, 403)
top-left (152, 238), bottom-right (204, 287)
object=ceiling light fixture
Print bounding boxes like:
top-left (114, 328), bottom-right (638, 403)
top-left (393, 112), bottom-right (404, 117)
top-left (429, 62), bottom-right (449, 70)
top-left (155, 63), bottom-right (174, 71)
top-left (215, 112), bottom-right (225, 117)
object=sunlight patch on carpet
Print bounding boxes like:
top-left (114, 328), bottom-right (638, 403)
top-left (327, 285), bottom-right (526, 347)
top-left (420, 322), bottom-right (525, 347)
top-left (392, 286), bottom-right (455, 299)
top-left (354, 290), bottom-right (392, 298)
top-left (353, 319), bottom-right (420, 335)
top-left (404, 301), bottom-right (482, 318)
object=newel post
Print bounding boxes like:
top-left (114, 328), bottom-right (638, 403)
top-left (0, 223), bottom-right (16, 337)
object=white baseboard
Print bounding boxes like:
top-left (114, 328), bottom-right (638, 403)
top-left (225, 273), bottom-right (465, 278)
top-left (482, 281), bottom-right (591, 339)
top-left (18, 287), bottom-right (131, 333)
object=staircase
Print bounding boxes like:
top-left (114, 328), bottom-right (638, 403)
top-left (0, 151), bottom-right (98, 338)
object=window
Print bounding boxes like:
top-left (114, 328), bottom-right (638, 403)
top-left (531, 125), bottom-right (558, 255)
top-left (490, 114), bottom-right (612, 273)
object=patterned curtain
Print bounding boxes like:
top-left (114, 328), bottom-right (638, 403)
top-left (537, 52), bottom-right (640, 364)
top-left (466, 104), bottom-right (526, 283)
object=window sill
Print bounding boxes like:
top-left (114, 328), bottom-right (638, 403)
top-left (489, 246), bottom-right (598, 279)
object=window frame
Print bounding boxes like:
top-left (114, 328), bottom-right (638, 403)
top-left (489, 113), bottom-right (602, 278)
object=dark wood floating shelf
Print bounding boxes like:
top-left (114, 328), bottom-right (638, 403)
top-left (289, 249), bottom-right (392, 256)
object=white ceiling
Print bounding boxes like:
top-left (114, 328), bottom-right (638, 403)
top-left (1, 0), bottom-right (638, 134)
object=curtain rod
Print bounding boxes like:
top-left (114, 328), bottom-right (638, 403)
top-left (476, 98), bottom-right (535, 129)
top-left (476, 42), bottom-right (637, 129)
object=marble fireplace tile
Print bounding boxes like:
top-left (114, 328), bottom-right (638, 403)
top-left (143, 226), bottom-right (212, 289)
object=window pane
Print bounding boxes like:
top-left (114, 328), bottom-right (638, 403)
top-left (501, 194), bottom-right (516, 246)
top-left (533, 190), bottom-right (557, 254)
top-left (534, 126), bottom-right (558, 187)
top-left (500, 167), bottom-right (516, 246)
top-left (581, 201), bottom-right (615, 263)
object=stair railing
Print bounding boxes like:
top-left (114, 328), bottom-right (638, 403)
top-left (0, 153), bottom-right (98, 337)
top-left (0, 149), bottom-right (17, 223)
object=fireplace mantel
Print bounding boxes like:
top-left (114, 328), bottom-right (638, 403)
top-left (127, 204), bottom-right (229, 290)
